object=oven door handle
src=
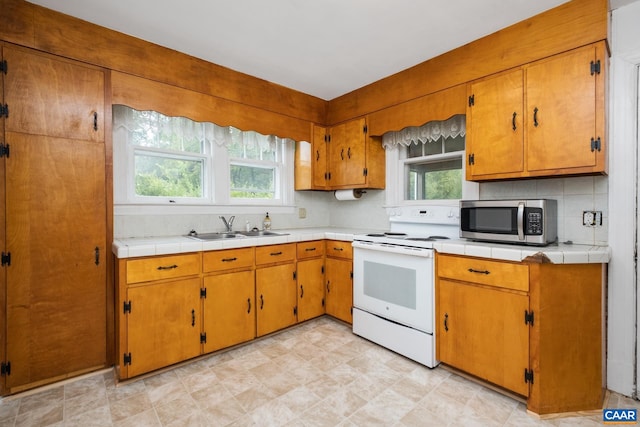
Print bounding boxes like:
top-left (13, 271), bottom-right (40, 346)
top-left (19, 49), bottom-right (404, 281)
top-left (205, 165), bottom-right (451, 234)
top-left (352, 241), bottom-right (433, 258)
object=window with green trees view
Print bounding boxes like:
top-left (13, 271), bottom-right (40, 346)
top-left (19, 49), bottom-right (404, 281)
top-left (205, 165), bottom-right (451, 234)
top-left (112, 105), bottom-right (294, 206)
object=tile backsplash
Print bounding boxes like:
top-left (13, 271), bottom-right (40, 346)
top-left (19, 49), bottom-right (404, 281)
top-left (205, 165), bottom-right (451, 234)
top-left (479, 176), bottom-right (608, 245)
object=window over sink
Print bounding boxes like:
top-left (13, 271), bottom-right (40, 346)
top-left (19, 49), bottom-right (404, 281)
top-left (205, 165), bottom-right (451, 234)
top-left (113, 105), bottom-right (294, 208)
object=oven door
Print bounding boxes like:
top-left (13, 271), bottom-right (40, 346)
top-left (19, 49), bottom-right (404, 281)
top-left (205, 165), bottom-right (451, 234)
top-left (352, 241), bottom-right (434, 333)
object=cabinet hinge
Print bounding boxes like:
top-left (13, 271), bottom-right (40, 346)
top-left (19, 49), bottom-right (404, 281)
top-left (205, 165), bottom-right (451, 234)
top-left (468, 153), bottom-right (475, 166)
top-left (363, 168), bottom-right (368, 177)
top-left (200, 332), bottom-right (207, 344)
top-left (293, 306), bottom-right (298, 316)
top-left (321, 265), bottom-right (325, 274)
top-left (350, 271), bottom-right (353, 279)
top-left (123, 300), bottom-right (132, 314)
top-left (325, 134), bottom-right (331, 143)
top-left (326, 172), bottom-right (331, 181)
top-left (524, 310), bottom-right (534, 326)
top-left (0, 104), bottom-right (8, 119)
top-left (363, 124), bottom-right (368, 134)
top-left (0, 59), bottom-right (7, 74)
top-left (200, 288), bottom-right (207, 298)
top-left (1, 252), bottom-right (11, 267)
top-left (524, 368), bottom-right (534, 384)
top-left (590, 137), bottom-right (602, 152)
top-left (123, 353), bottom-right (132, 366)
top-left (590, 59), bottom-right (601, 76)
top-left (0, 143), bottom-right (9, 158)
top-left (322, 298), bottom-right (325, 307)
top-left (468, 94), bottom-right (475, 107)
top-left (293, 271), bottom-right (297, 280)
top-left (1, 361), bottom-right (11, 376)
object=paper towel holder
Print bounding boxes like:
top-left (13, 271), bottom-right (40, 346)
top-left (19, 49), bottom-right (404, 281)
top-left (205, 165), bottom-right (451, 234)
top-left (334, 189), bottom-right (366, 200)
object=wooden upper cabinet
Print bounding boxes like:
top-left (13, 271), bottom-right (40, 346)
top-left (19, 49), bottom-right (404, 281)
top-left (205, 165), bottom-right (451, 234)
top-left (466, 69), bottom-right (524, 179)
top-left (3, 45), bottom-right (104, 143)
top-left (526, 43), bottom-right (605, 173)
top-left (295, 117), bottom-right (384, 190)
top-left (466, 41), bottom-right (607, 181)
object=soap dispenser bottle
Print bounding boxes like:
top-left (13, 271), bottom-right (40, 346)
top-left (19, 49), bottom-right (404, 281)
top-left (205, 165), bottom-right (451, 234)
top-left (263, 212), bottom-right (271, 230)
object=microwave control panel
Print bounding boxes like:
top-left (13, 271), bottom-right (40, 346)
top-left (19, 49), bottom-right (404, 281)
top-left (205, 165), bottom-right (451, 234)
top-left (525, 208), bottom-right (543, 235)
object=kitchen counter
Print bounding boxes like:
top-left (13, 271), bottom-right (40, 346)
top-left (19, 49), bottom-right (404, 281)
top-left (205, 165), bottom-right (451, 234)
top-left (112, 228), bottom-right (368, 258)
top-left (113, 229), bottom-right (611, 264)
top-left (433, 239), bottom-right (610, 264)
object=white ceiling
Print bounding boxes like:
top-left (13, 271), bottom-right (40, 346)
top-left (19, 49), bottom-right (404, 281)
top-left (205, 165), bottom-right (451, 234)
top-left (27, 0), bottom-right (576, 100)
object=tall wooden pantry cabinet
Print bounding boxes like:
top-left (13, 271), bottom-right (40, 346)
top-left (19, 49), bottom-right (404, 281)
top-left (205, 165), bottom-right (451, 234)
top-left (0, 44), bottom-right (109, 395)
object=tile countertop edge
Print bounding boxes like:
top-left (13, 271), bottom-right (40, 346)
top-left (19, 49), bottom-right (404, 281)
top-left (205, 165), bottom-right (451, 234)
top-left (112, 228), bottom-right (363, 259)
top-left (432, 240), bottom-right (611, 264)
top-left (112, 232), bottom-right (611, 264)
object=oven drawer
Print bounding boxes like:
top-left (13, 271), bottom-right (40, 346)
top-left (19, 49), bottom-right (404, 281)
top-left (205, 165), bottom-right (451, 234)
top-left (437, 254), bottom-right (528, 292)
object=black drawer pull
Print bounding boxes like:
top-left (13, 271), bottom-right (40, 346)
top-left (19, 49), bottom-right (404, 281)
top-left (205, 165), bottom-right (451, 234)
top-left (157, 264), bottom-right (178, 270)
top-left (305, 247), bottom-right (316, 252)
top-left (333, 247), bottom-right (344, 251)
top-left (222, 257), bottom-right (237, 262)
top-left (270, 251), bottom-right (283, 256)
top-left (468, 268), bottom-right (490, 275)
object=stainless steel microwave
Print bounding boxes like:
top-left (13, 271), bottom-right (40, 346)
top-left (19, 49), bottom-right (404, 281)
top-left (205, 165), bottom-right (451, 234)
top-left (460, 199), bottom-right (557, 246)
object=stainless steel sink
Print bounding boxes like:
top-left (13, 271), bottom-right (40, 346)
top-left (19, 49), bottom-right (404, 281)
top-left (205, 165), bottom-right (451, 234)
top-left (187, 232), bottom-right (239, 241)
top-left (235, 230), bottom-right (288, 237)
top-left (187, 230), bottom-right (287, 240)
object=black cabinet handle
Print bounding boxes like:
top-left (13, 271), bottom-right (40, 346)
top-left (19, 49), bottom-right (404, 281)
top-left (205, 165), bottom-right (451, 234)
top-left (247, 298), bottom-right (251, 314)
top-left (468, 268), bottom-right (490, 275)
top-left (533, 107), bottom-right (539, 127)
top-left (157, 264), bottom-right (178, 270)
top-left (326, 282), bottom-right (330, 293)
top-left (512, 112), bottom-right (517, 131)
top-left (340, 148), bottom-right (344, 160)
top-left (222, 257), bottom-right (237, 262)
top-left (444, 313), bottom-right (449, 332)
top-left (316, 150), bottom-right (320, 161)
top-left (94, 247), bottom-right (100, 265)
top-left (347, 147), bottom-right (351, 159)
top-left (305, 247), bottom-right (316, 252)
top-left (270, 251), bottom-right (283, 256)
top-left (93, 112), bottom-right (98, 131)
top-left (300, 285), bottom-right (304, 298)
top-left (260, 294), bottom-right (264, 310)
top-left (191, 309), bottom-right (195, 327)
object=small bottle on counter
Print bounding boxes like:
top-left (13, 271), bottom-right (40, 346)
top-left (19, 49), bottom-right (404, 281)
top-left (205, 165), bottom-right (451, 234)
top-left (245, 220), bottom-right (251, 232)
top-left (263, 212), bottom-right (271, 230)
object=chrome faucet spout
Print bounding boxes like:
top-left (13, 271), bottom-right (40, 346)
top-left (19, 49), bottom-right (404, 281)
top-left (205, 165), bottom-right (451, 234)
top-left (219, 215), bottom-right (235, 232)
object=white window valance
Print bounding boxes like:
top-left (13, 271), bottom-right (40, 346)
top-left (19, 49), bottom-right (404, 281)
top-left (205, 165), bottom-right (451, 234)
top-left (382, 114), bottom-right (466, 149)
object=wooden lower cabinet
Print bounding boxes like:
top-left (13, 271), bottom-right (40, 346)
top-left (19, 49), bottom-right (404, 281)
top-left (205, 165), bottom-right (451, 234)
top-left (296, 241), bottom-right (326, 322)
top-left (436, 253), bottom-right (605, 415)
top-left (325, 240), bottom-right (353, 324)
top-left (255, 243), bottom-right (297, 337)
top-left (203, 270), bottom-right (255, 353)
top-left (126, 278), bottom-right (202, 378)
top-left (438, 279), bottom-right (529, 397)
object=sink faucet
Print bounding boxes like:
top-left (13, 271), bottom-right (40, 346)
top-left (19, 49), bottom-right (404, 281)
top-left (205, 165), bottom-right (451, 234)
top-left (219, 215), bottom-right (235, 232)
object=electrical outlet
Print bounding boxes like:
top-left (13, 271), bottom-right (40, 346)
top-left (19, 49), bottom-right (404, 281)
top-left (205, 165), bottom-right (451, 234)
top-left (583, 211), bottom-right (602, 226)
top-left (298, 207), bottom-right (307, 219)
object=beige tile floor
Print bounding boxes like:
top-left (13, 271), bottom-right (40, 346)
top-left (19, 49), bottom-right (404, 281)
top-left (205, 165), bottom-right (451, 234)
top-left (0, 316), bottom-right (637, 426)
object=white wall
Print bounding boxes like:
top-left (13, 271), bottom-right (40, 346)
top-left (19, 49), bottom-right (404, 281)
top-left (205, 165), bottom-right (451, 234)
top-left (607, 0), bottom-right (640, 398)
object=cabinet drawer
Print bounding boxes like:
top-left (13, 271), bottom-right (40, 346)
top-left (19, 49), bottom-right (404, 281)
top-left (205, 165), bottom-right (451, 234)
top-left (255, 243), bottom-right (296, 266)
top-left (297, 240), bottom-right (325, 259)
top-left (126, 253), bottom-right (201, 284)
top-left (325, 240), bottom-right (353, 259)
top-left (437, 254), bottom-right (528, 292)
top-left (203, 247), bottom-right (254, 273)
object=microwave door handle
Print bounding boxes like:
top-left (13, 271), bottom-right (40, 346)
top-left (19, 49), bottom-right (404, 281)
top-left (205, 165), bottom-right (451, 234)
top-left (517, 202), bottom-right (525, 241)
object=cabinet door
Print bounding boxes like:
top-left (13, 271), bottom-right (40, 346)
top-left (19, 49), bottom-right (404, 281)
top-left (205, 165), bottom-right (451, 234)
top-left (328, 122), bottom-right (346, 186)
top-left (256, 263), bottom-right (297, 336)
top-left (297, 258), bottom-right (325, 322)
top-left (526, 45), bottom-right (601, 172)
top-left (5, 132), bottom-right (107, 390)
top-left (203, 270), bottom-right (255, 353)
top-left (126, 278), bottom-right (202, 378)
top-left (4, 46), bottom-right (104, 142)
top-left (467, 69), bottom-right (524, 179)
top-left (339, 118), bottom-right (367, 187)
top-left (325, 257), bottom-right (353, 324)
top-left (312, 124), bottom-right (329, 189)
top-left (438, 279), bottom-right (529, 396)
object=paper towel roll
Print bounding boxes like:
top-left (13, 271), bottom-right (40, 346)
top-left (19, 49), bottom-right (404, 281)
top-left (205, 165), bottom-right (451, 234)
top-left (334, 189), bottom-right (364, 201)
